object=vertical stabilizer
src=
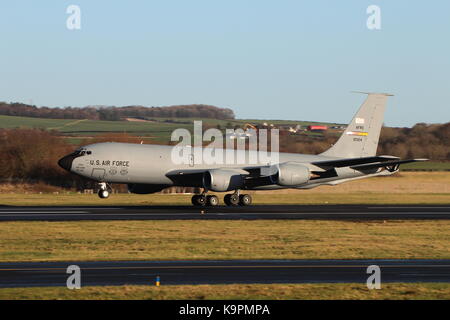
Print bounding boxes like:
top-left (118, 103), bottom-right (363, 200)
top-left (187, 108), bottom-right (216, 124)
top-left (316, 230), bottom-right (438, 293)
top-left (321, 92), bottom-right (392, 158)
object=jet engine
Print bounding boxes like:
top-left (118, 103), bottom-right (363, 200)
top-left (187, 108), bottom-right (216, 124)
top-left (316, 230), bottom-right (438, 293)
top-left (127, 184), bottom-right (168, 194)
top-left (276, 163), bottom-right (311, 186)
top-left (203, 169), bottom-right (244, 192)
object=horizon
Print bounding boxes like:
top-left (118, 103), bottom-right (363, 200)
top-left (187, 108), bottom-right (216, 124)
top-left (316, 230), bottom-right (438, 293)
top-left (2, 100), bottom-right (447, 128)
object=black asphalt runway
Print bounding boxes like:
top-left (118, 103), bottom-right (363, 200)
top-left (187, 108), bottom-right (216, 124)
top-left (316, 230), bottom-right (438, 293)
top-left (0, 205), bottom-right (449, 221)
top-left (0, 260), bottom-right (448, 288)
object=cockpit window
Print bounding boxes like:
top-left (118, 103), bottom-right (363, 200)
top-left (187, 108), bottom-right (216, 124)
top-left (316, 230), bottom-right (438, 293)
top-left (70, 149), bottom-right (92, 157)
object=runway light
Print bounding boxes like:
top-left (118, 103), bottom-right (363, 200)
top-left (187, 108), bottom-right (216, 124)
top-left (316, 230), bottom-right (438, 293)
top-left (156, 276), bottom-right (160, 287)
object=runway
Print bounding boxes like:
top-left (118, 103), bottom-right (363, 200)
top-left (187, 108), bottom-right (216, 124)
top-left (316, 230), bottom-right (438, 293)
top-left (0, 205), bottom-right (449, 221)
top-left (0, 259), bottom-right (448, 288)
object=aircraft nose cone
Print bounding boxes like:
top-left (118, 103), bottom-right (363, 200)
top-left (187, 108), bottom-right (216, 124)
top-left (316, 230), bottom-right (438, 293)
top-left (58, 154), bottom-right (74, 172)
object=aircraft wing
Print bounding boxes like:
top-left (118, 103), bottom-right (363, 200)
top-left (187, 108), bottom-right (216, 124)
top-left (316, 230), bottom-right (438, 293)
top-left (312, 155), bottom-right (399, 169)
top-left (165, 169), bottom-right (207, 187)
top-left (166, 168), bottom-right (253, 187)
top-left (165, 157), bottom-right (428, 189)
top-left (350, 158), bottom-right (428, 171)
top-left (166, 166), bottom-right (278, 188)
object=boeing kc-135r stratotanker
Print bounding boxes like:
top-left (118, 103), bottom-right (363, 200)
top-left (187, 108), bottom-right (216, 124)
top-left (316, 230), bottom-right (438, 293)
top-left (58, 93), bottom-right (426, 207)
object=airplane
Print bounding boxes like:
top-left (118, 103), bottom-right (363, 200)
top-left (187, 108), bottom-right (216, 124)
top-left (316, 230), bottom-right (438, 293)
top-left (58, 92), bottom-right (427, 207)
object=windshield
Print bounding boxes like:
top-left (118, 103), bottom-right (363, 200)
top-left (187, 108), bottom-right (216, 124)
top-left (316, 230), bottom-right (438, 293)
top-left (70, 148), bottom-right (92, 157)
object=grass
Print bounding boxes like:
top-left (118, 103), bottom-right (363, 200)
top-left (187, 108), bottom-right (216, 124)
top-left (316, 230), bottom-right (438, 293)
top-left (0, 220), bottom-right (449, 262)
top-left (0, 114), bottom-right (337, 133)
top-left (0, 115), bottom-right (201, 143)
top-left (0, 115), bottom-right (235, 137)
top-left (0, 283), bottom-right (448, 300)
top-left (0, 192), bottom-right (449, 206)
top-left (0, 114), bottom-right (341, 144)
top-left (402, 161), bottom-right (450, 171)
top-left (1, 172), bottom-right (448, 205)
top-left (0, 115), bottom-right (75, 129)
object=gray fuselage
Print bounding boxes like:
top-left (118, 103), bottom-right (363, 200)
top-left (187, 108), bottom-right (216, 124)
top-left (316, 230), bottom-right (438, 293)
top-left (61, 142), bottom-right (389, 191)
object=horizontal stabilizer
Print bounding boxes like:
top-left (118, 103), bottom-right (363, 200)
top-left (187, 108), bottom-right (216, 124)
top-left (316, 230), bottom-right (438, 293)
top-left (312, 155), bottom-right (399, 169)
top-left (351, 159), bottom-right (428, 171)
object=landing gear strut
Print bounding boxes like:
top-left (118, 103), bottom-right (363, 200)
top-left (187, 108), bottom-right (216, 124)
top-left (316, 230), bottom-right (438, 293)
top-left (98, 182), bottom-right (111, 199)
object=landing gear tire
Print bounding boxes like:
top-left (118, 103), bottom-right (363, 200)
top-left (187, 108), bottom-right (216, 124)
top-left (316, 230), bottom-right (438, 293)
top-left (224, 194), bottom-right (239, 206)
top-left (206, 195), bottom-right (219, 207)
top-left (239, 194), bottom-right (252, 206)
top-left (98, 189), bottom-right (110, 199)
top-left (97, 182), bottom-right (111, 199)
top-left (191, 195), bottom-right (207, 206)
top-left (191, 195), bottom-right (198, 206)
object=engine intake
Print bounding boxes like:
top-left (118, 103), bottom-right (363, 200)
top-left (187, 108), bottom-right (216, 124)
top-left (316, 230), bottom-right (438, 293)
top-left (203, 169), bottom-right (244, 192)
top-left (276, 162), bottom-right (310, 186)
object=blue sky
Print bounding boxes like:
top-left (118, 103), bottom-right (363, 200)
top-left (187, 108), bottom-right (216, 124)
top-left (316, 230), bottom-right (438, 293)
top-left (0, 1), bottom-right (449, 126)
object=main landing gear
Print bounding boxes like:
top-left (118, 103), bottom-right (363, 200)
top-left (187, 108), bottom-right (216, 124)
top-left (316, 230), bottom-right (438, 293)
top-left (191, 194), bottom-right (219, 207)
top-left (191, 190), bottom-right (252, 207)
top-left (97, 182), bottom-right (111, 199)
top-left (224, 191), bottom-right (252, 206)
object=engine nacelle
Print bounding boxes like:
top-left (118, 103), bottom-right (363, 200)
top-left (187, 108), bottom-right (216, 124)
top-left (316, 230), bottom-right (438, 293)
top-left (127, 184), bottom-right (168, 194)
top-left (276, 162), bottom-right (310, 186)
top-left (203, 169), bottom-right (244, 192)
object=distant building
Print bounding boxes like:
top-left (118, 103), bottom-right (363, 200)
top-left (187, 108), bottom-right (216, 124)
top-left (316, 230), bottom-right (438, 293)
top-left (331, 125), bottom-right (346, 130)
top-left (307, 125), bottom-right (328, 132)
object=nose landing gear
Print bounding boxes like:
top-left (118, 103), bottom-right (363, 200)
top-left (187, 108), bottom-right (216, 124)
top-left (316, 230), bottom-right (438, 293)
top-left (98, 189), bottom-right (110, 199)
top-left (97, 182), bottom-right (111, 199)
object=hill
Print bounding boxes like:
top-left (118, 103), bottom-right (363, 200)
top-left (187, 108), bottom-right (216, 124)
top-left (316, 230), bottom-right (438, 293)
top-left (0, 102), bottom-right (235, 121)
top-left (0, 115), bottom-right (340, 143)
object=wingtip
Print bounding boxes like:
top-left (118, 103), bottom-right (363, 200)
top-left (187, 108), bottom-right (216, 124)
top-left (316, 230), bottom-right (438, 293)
top-left (379, 155), bottom-right (400, 160)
